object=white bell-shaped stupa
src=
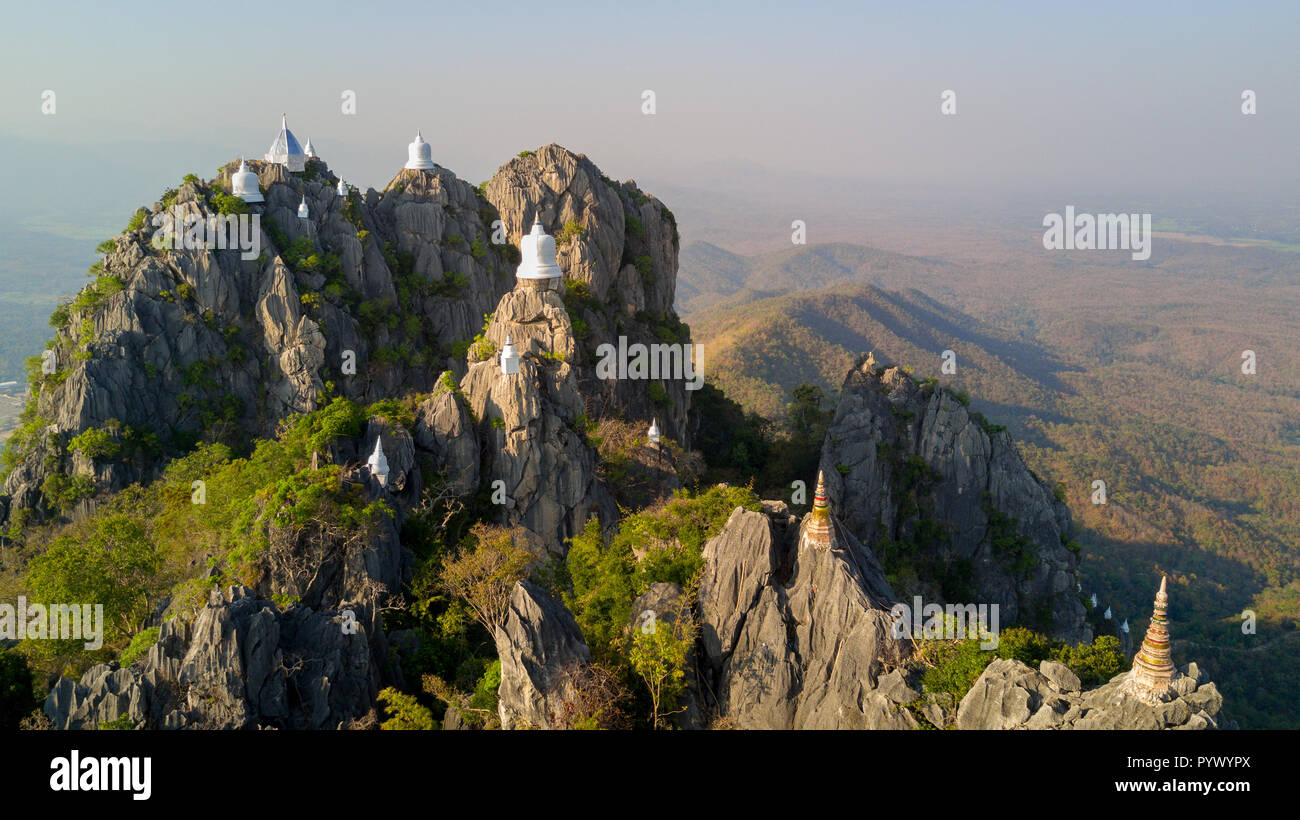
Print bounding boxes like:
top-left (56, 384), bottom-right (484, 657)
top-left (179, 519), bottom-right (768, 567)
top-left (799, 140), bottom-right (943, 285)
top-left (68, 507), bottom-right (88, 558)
top-left (405, 130), bottom-right (436, 170)
top-left (297, 196), bottom-right (309, 219)
top-left (304, 138), bottom-right (317, 158)
top-left (366, 437), bottom-right (389, 487)
top-left (515, 219), bottom-right (564, 290)
top-left (231, 159), bottom-right (263, 203)
top-left (648, 418), bottom-right (661, 445)
top-left (1104, 606), bottom-right (1112, 620)
top-left (1090, 593), bottom-right (1098, 608)
top-left (500, 334), bottom-right (520, 376)
top-left (336, 178), bottom-right (347, 197)
top-left (1121, 619), bottom-right (1130, 633)
top-left (265, 114), bottom-right (307, 172)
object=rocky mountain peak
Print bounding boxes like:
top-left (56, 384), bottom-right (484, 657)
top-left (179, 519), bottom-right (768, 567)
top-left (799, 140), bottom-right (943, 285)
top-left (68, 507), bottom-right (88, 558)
top-left (2, 146), bottom-right (688, 528)
top-left (819, 353), bottom-right (1090, 643)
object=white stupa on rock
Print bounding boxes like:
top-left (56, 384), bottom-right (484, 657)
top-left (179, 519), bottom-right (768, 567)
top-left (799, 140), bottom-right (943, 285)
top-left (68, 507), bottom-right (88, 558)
top-left (648, 418), bottom-right (661, 446)
top-left (1104, 606), bottom-right (1112, 620)
top-left (500, 334), bottom-right (519, 376)
top-left (1090, 593), bottom-right (1098, 608)
top-left (297, 196), bottom-right (309, 219)
top-left (515, 219), bottom-right (564, 291)
top-left (265, 114), bottom-right (307, 172)
top-left (337, 178), bottom-right (348, 197)
top-left (1121, 619), bottom-right (1130, 633)
top-left (367, 438), bottom-right (389, 487)
top-left (232, 159), bottom-right (263, 203)
top-left (405, 130), bottom-right (436, 170)
top-left (304, 138), bottom-right (317, 158)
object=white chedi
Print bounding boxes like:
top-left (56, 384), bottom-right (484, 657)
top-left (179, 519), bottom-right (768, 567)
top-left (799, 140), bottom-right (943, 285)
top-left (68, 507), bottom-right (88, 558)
top-left (1104, 606), bottom-right (1112, 620)
top-left (1090, 593), bottom-right (1098, 608)
top-left (297, 196), bottom-right (309, 219)
top-left (648, 418), bottom-right (661, 445)
top-left (500, 334), bottom-right (520, 376)
top-left (405, 130), bottom-right (436, 170)
top-left (232, 159), bottom-right (263, 203)
top-left (265, 114), bottom-right (307, 172)
top-left (515, 219), bottom-right (563, 289)
top-left (304, 138), bottom-right (317, 158)
top-left (1121, 619), bottom-right (1130, 633)
top-left (366, 438), bottom-right (389, 487)
top-left (337, 178), bottom-right (347, 197)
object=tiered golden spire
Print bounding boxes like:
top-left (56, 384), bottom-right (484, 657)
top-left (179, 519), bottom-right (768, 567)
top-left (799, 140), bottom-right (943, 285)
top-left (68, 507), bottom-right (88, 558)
top-left (803, 470), bottom-right (833, 547)
top-left (1123, 575), bottom-right (1177, 702)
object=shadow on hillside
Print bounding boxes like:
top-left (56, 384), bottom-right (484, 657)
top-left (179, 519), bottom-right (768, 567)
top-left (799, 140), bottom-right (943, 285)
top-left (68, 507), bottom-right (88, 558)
top-left (881, 289), bottom-right (1084, 394)
top-left (1074, 532), bottom-right (1266, 627)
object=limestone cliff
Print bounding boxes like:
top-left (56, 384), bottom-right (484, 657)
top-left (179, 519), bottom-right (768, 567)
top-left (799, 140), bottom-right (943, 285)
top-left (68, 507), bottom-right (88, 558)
top-left (819, 353), bottom-right (1090, 643)
top-left (484, 146), bottom-right (690, 445)
top-left (2, 145), bottom-right (687, 533)
top-left (45, 422), bottom-right (412, 729)
top-left (460, 287), bottom-right (611, 548)
top-left (695, 504), bottom-right (916, 729)
top-left (955, 658), bottom-right (1225, 730)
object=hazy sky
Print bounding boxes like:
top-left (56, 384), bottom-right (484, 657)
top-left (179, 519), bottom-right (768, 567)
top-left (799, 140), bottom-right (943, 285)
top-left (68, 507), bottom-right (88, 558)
top-left (2, 0), bottom-right (1297, 196)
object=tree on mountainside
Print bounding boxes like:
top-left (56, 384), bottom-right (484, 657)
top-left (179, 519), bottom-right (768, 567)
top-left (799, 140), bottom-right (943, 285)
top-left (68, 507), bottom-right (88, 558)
top-left (772, 383), bottom-right (833, 487)
top-left (439, 523), bottom-right (538, 638)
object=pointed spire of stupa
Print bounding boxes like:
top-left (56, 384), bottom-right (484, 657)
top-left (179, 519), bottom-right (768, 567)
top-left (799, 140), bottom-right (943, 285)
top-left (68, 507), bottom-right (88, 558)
top-left (802, 470), bottom-right (833, 548)
top-left (366, 437), bottom-right (389, 487)
top-left (265, 113), bottom-right (307, 172)
top-left (1122, 574), bottom-right (1178, 703)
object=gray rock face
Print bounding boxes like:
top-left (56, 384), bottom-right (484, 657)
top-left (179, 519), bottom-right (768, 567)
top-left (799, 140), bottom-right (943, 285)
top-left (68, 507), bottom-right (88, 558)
top-left (1039, 659), bottom-right (1082, 693)
top-left (495, 580), bottom-right (591, 729)
top-left (483, 144), bottom-right (690, 447)
top-left (412, 385), bottom-right (479, 496)
top-left (820, 354), bottom-right (1089, 643)
top-left (461, 287), bottom-right (603, 552)
top-left (956, 659), bottom-right (1223, 730)
top-left (4, 158), bottom-right (513, 521)
top-left (696, 506), bottom-right (915, 729)
top-left (44, 586), bottom-right (380, 730)
top-left (4, 147), bottom-right (686, 530)
top-left (42, 428), bottom-right (410, 730)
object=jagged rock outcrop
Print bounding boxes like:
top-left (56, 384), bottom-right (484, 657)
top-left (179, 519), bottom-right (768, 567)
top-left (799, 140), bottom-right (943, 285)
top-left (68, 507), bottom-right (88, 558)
top-left (4, 145), bottom-right (685, 530)
top-left (956, 658), bottom-right (1224, 730)
top-left (494, 580), bottom-right (591, 729)
top-left (696, 504), bottom-right (915, 729)
top-left (361, 416), bottom-right (420, 507)
top-left (412, 384), bottom-right (479, 496)
top-left (46, 586), bottom-right (382, 730)
top-left (43, 427), bottom-right (411, 730)
top-left (484, 145), bottom-right (691, 445)
top-left (819, 353), bottom-right (1089, 643)
top-left (460, 285), bottom-right (603, 550)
